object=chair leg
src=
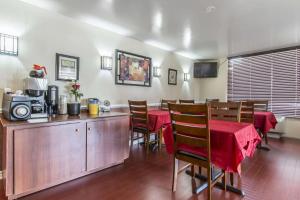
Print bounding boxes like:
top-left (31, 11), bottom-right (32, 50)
top-left (172, 157), bottom-right (179, 192)
top-left (146, 134), bottom-right (150, 153)
top-left (130, 130), bottom-right (134, 147)
top-left (230, 173), bottom-right (234, 186)
top-left (222, 171), bottom-right (227, 191)
top-left (207, 166), bottom-right (212, 200)
top-left (159, 129), bottom-right (162, 150)
top-left (191, 165), bottom-right (197, 194)
top-left (264, 134), bottom-right (269, 144)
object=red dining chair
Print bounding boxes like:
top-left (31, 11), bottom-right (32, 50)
top-left (128, 100), bottom-right (161, 153)
top-left (179, 99), bottom-right (195, 104)
top-left (161, 99), bottom-right (177, 111)
top-left (168, 103), bottom-right (226, 199)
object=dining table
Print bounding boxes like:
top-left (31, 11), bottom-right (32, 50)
top-left (253, 111), bottom-right (277, 150)
top-left (161, 116), bottom-right (261, 196)
top-left (254, 111), bottom-right (277, 135)
top-left (147, 109), bottom-right (171, 132)
top-left (146, 109), bottom-right (261, 195)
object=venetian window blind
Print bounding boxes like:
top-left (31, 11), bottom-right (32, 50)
top-left (228, 47), bottom-right (300, 117)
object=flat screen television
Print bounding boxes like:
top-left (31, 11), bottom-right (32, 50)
top-left (194, 62), bottom-right (218, 78)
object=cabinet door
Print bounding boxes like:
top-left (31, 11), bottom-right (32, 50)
top-left (87, 116), bottom-right (129, 171)
top-left (14, 122), bottom-right (86, 195)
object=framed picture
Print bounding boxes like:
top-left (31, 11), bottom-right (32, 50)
top-left (168, 68), bottom-right (177, 85)
top-left (56, 53), bottom-right (79, 81)
top-left (115, 49), bottom-right (151, 87)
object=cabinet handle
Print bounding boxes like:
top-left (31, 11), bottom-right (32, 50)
top-left (75, 129), bottom-right (79, 133)
top-left (88, 127), bottom-right (91, 131)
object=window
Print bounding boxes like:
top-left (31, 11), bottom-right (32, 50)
top-left (228, 47), bottom-right (300, 117)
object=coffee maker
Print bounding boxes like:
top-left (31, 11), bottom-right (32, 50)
top-left (24, 77), bottom-right (48, 119)
top-left (46, 85), bottom-right (59, 115)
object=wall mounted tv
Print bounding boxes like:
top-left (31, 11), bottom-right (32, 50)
top-left (194, 62), bottom-right (218, 78)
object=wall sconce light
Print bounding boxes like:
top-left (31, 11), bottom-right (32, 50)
top-left (184, 73), bottom-right (190, 81)
top-left (0, 33), bottom-right (18, 56)
top-left (100, 55), bottom-right (113, 70)
top-left (153, 66), bottom-right (161, 77)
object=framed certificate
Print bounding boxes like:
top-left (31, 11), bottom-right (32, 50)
top-left (56, 53), bottom-right (79, 81)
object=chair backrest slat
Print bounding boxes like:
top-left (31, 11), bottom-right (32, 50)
top-left (161, 99), bottom-right (177, 111)
top-left (179, 99), bottom-right (195, 104)
top-left (131, 112), bottom-right (147, 119)
top-left (210, 102), bottom-right (241, 122)
top-left (175, 134), bottom-right (208, 148)
top-left (171, 113), bottom-right (206, 124)
top-left (252, 100), bottom-right (268, 111)
top-left (130, 106), bottom-right (148, 112)
top-left (206, 98), bottom-right (220, 103)
top-left (169, 103), bottom-right (206, 114)
top-left (173, 124), bottom-right (208, 138)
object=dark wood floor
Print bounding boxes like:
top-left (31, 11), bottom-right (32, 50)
top-left (1, 138), bottom-right (300, 200)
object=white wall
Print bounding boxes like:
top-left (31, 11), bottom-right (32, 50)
top-left (0, 0), bottom-right (200, 108)
top-left (198, 58), bottom-right (300, 139)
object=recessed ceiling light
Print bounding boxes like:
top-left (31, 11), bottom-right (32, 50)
top-left (206, 6), bottom-right (216, 13)
top-left (152, 11), bottom-right (162, 34)
top-left (183, 26), bottom-right (191, 48)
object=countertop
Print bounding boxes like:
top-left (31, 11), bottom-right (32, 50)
top-left (0, 111), bottom-right (129, 127)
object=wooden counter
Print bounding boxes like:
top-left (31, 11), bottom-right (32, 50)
top-left (0, 112), bottom-right (130, 200)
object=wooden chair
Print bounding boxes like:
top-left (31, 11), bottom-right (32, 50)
top-left (206, 98), bottom-right (220, 103)
top-left (128, 100), bottom-right (161, 153)
top-left (240, 101), bottom-right (255, 124)
top-left (210, 102), bottom-right (242, 122)
top-left (179, 99), bottom-right (195, 104)
top-left (169, 103), bottom-right (226, 199)
top-left (210, 101), bottom-right (241, 186)
top-left (249, 100), bottom-right (269, 111)
top-left (161, 99), bottom-right (177, 111)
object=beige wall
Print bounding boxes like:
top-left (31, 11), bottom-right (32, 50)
top-left (0, 0), bottom-right (200, 109)
top-left (198, 58), bottom-right (228, 102)
top-left (199, 58), bottom-right (300, 139)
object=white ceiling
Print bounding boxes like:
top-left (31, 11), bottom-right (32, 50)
top-left (19, 0), bottom-right (300, 59)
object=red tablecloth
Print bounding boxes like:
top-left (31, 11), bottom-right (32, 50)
top-left (254, 111), bottom-right (277, 134)
top-left (148, 110), bottom-right (171, 132)
top-left (163, 120), bottom-right (261, 174)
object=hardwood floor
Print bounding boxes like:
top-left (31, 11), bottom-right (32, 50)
top-left (1, 138), bottom-right (300, 200)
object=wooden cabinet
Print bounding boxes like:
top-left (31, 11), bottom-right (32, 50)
top-left (0, 112), bottom-right (129, 199)
top-left (87, 117), bottom-right (129, 171)
top-left (13, 122), bottom-right (86, 195)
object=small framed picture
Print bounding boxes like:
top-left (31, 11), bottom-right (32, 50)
top-left (56, 53), bottom-right (79, 81)
top-left (168, 68), bottom-right (177, 85)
